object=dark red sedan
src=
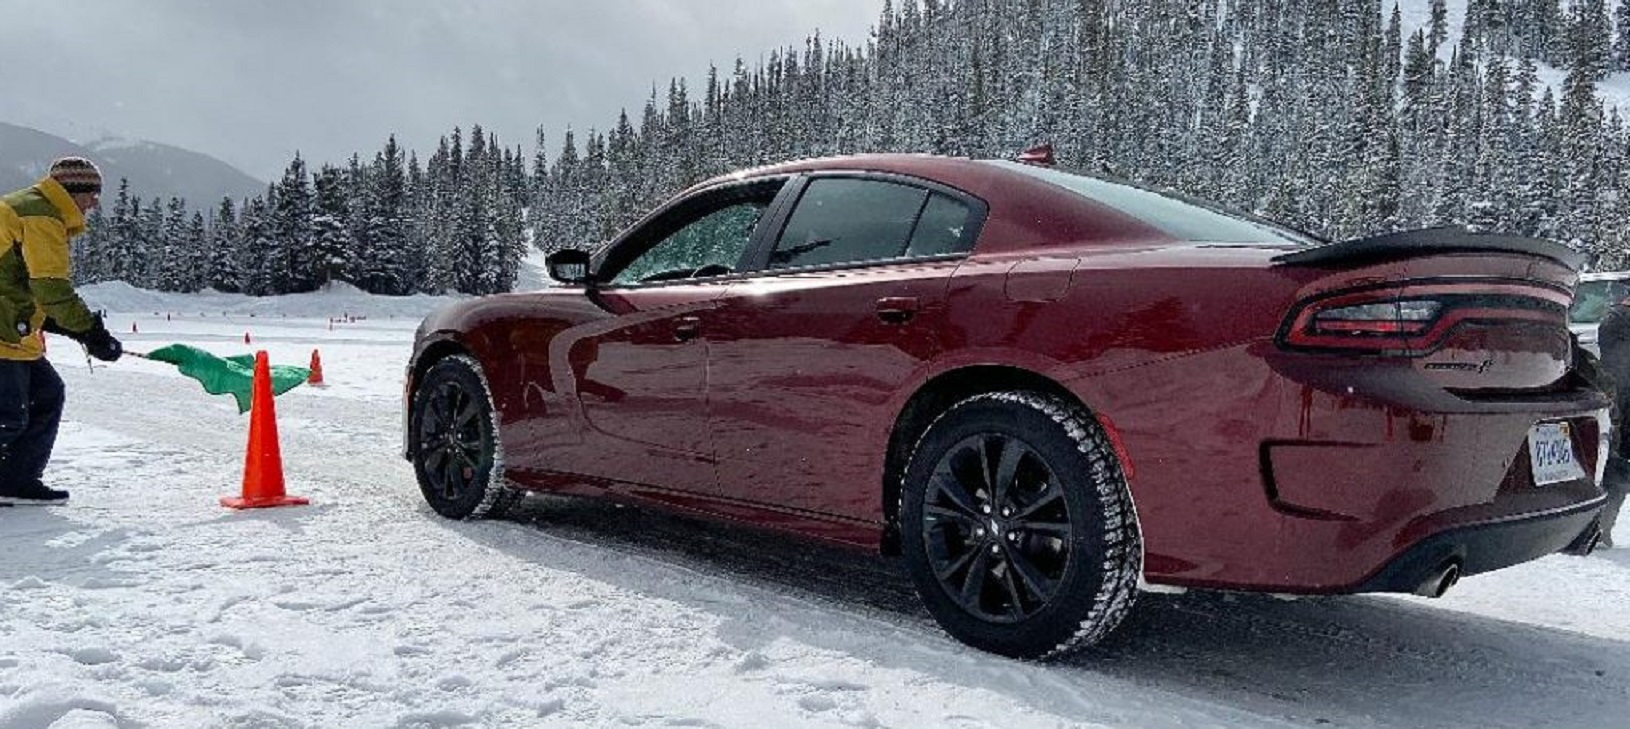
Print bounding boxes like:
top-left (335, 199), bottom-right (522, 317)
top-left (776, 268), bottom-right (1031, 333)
top-left (404, 153), bottom-right (1612, 658)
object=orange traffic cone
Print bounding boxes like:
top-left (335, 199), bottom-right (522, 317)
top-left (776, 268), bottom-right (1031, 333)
top-left (307, 349), bottom-right (325, 387)
top-left (222, 351), bottom-right (310, 510)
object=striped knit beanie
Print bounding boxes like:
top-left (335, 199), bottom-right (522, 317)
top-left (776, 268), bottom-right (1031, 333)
top-left (49, 157), bottom-right (103, 195)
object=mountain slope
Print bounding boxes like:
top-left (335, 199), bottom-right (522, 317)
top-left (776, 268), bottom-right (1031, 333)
top-left (0, 122), bottom-right (265, 205)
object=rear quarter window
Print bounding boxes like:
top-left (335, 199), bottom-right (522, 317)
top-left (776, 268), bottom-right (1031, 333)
top-left (988, 160), bottom-right (1317, 246)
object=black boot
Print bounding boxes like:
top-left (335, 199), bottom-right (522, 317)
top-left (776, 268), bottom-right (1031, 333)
top-left (0, 479), bottom-right (70, 505)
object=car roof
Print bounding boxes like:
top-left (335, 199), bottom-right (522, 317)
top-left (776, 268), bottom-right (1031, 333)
top-left (689, 154), bottom-right (1023, 193)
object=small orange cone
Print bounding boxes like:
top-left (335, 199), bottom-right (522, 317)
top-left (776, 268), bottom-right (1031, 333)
top-left (307, 349), bottom-right (325, 387)
top-left (222, 351), bottom-right (309, 510)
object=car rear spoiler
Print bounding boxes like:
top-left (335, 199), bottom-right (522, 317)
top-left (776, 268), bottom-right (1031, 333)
top-left (1271, 227), bottom-right (1587, 271)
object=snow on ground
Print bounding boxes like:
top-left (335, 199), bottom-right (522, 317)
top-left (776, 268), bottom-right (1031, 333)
top-left (2, 279), bottom-right (1629, 728)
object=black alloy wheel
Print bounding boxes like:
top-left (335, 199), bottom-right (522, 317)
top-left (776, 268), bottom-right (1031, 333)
top-left (900, 391), bottom-right (1141, 659)
top-left (411, 355), bottom-right (517, 520)
top-left (922, 434), bottom-right (1072, 624)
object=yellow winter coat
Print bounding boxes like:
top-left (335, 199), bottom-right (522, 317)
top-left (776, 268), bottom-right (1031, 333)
top-left (0, 177), bottom-right (99, 361)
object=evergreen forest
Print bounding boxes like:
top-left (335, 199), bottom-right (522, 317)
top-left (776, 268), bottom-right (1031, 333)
top-left (69, 0), bottom-right (1630, 295)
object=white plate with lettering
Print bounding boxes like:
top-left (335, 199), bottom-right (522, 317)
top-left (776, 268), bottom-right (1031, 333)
top-left (1528, 422), bottom-right (1586, 486)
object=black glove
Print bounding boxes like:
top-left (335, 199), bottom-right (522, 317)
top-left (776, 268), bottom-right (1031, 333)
top-left (42, 317), bottom-right (71, 337)
top-left (80, 316), bottom-right (123, 362)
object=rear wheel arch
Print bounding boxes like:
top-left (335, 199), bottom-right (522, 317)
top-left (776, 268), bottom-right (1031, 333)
top-left (881, 366), bottom-right (1093, 555)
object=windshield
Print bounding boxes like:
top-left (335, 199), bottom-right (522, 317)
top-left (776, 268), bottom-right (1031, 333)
top-left (1570, 280), bottom-right (1625, 325)
top-left (988, 160), bottom-right (1321, 246)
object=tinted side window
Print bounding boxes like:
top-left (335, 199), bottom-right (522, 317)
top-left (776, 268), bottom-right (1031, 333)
top-left (905, 193), bottom-right (975, 257)
top-left (610, 201), bottom-right (768, 285)
top-left (988, 160), bottom-right (1317, 246)
top-left (769, 178), bottom-right (929, 269)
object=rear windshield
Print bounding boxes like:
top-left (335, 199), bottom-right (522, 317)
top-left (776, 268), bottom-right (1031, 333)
top-left (988, 160), bottom-right (1320, 246)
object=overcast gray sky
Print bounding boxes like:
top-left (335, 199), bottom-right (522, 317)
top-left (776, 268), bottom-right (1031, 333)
top-left (0, 0), bottom-right (878, 181)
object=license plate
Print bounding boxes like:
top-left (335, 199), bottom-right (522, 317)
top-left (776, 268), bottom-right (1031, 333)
top-left (1528, 422), bottom-right (1586, 486)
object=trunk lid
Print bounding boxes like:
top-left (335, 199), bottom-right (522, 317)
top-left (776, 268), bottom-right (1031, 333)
top-left (1274, 229), bottom-right (1582, 392)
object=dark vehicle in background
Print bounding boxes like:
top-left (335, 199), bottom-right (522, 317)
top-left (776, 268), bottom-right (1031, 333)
top-left (404, 152), bottom-right (1611, 658)
top-left (1568, 271), bottom-right (1630, 356)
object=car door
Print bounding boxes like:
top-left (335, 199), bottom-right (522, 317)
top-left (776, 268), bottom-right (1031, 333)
top-left (540, 178), bottom-right (792, 494)
top-left (704, 174), bottom-right (987, 520)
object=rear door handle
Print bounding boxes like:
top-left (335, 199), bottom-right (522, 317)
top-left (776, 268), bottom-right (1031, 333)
top-left (875, 297), bottom-right (919, 325)
top-left (673, 316), bottom-right (702, 342)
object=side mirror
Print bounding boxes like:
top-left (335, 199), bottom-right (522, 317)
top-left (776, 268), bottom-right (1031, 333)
top-left (546, 249), bottom-right (595, 285)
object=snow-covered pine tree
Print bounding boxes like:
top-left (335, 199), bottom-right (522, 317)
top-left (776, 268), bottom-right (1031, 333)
top-left (238, 194), bottom-right (277, 296)
top-left (529, 126), bottom-right (553, 253)
top-left (1429, 0), bottom-right (1449, 50)
top-left (207, 198), bottom-right (242, 293)
top-left (402, 150), bottom-right (429, 291)
top-left (152, 197), bottom-right (192, 292)
top-left (582, 130), bottom-right (614, 245)
top-left (133, 197), bottom-right (164, 287)
top-left (419, 134), bottom-right (457, 294)
top-left (104, 180), bottom-right (138, 284)
top-left (1568, 0), bottom-right (1613, 81)
top-left (1616, 0), bottom-right (1630, 72)
top-left (310, 164), bottom-right (354, 290)
top-left (71, 205), bottom-right (109, 285)
top-left (1558, 33), bottom-right (1608, 258)
top-left (182, 211), bottom-right (207, 292)
top-left (1472, 57), bottom-right (1516, 232)
top-left (273, 155), bottom-right (314, 293)
top-left (365, 136), bottom-right (410, 294)
top-left (451, 125), bottom-right (490, 294)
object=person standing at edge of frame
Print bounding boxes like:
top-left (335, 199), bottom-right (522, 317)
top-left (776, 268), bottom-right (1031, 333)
top-left (0, 157), bottom-right (124, 505)
top-left (1589, 283), bottom-right (1630, 548)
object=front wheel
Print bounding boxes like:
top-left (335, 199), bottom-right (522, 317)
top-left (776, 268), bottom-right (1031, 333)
top-left (900, 391), bottom-right (1141, 659)
top-left (410, 355), bottom-right (520, 520)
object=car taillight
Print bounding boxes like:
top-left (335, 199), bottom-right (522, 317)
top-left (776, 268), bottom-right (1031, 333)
top-left (1280, 283), bottom-right (1568, 353)
top-left (1309, 300), bottom-right (1442, 336)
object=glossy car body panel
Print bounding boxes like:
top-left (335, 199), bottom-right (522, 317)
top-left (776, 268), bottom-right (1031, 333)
top-left (706, 262), bottom-right (956, 518)
top-left (406, 154), bottom-right (1609, 594)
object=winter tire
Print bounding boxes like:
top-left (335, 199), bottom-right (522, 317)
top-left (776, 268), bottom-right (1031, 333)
top-left (410, 355), bottom-right (520, 520)
top-left (900, 391), bottom-right (1141, 659)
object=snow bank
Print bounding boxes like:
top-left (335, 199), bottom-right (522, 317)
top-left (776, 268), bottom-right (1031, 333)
top-left (77, 280), bottom-right (462, 321)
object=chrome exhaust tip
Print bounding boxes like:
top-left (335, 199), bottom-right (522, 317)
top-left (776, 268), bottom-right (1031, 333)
top-left (1414, 561), bottom-right (1462, 598)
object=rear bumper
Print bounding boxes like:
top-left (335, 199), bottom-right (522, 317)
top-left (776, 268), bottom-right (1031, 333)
top-left (1354, 497), bottom-right (1605, 593)
top-left (1103, 342), bottom-right (1613, 594)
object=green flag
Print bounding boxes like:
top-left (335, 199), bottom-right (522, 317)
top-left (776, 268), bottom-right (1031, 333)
top-left (145, 344), bottom-right (311, 414)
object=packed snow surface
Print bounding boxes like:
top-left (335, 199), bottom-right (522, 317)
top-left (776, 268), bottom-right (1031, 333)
top-left (1, 279), bottom-right (1627, 728)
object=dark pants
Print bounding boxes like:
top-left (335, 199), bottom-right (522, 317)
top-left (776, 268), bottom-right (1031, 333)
top-left (0, 358), bottom-right (65, 487)
top-left (1603, 456), bottom-right (1629, 546)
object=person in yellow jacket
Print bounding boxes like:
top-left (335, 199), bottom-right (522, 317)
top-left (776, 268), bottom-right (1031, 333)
top-left (0, 157), bottom-right (123, 505)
